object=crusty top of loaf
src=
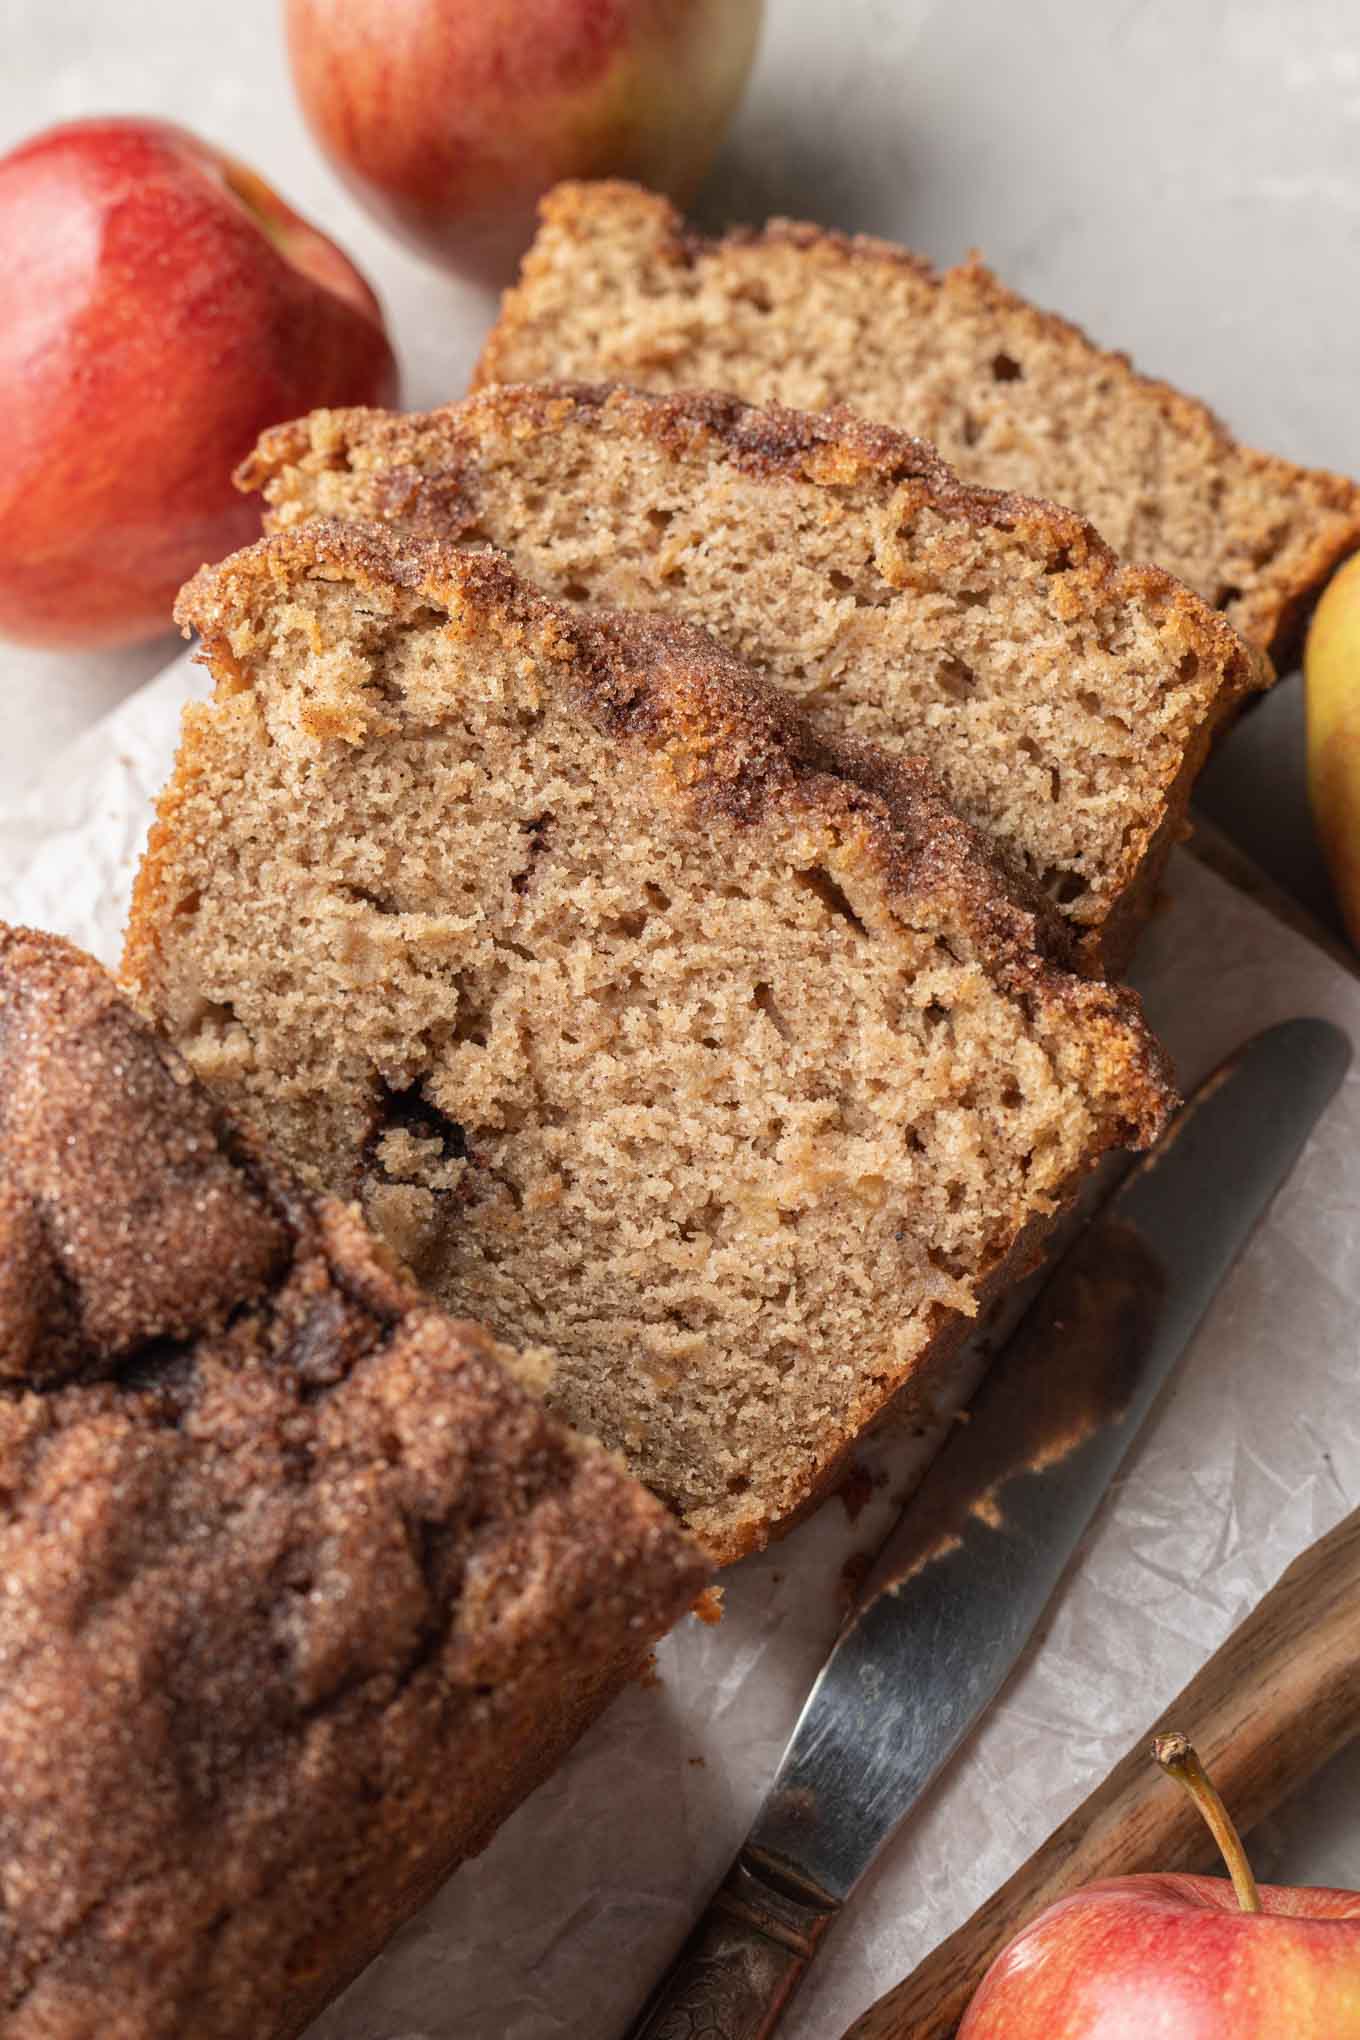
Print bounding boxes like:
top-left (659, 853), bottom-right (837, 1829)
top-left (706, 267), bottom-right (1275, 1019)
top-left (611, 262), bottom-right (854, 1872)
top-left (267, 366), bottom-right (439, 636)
top-left (169, 518), bottom-right (1175, 1150)
top-left (242, 378), bottom-right (1269, 709)
top-left (471, 179), bottom-right (1360, 660)
top-left (0, 924), bottom-right (293, 1383)
top-left (240, 382), bottom-right (1270, 970)
top-left (0, 923), bottom-right (706, 2038)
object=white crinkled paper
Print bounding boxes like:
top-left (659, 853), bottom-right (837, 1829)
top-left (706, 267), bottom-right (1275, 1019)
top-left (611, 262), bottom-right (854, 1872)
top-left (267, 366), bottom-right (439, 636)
top-left (4, 651), bottom-right (1360, 2040)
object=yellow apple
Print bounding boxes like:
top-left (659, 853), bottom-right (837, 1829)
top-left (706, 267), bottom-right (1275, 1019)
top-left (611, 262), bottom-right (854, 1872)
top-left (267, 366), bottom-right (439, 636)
top-left (1306, 549), bottom-right (1360, 947)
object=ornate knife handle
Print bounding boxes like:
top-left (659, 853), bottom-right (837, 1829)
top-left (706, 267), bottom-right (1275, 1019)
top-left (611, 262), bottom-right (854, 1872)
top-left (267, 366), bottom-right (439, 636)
top-left (623, 1850), bottom-right (840, 2040)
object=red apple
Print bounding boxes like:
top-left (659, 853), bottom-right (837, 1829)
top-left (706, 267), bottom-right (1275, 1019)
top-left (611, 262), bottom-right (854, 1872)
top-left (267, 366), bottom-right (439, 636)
top-left (285, 0), bottom-right (764, 282)
top-left (959, 1736), bottom-right (1360, 2036)
top-left (0, 118), bottom-right (399, 650)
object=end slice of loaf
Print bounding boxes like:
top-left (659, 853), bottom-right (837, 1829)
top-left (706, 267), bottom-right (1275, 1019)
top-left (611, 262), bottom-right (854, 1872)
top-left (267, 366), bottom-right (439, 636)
top-left (0, 923), bottom-right (706, 2040)
top-left (125, 521), bottom-right (1175, 1561)
top-left (474, 180), bottom-right (1360, 661)
top-left (242, 382), bottom-right (1267, 972)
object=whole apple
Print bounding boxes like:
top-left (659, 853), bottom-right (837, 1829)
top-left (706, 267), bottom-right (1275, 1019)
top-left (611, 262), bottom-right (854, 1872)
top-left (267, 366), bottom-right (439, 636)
top-left (285, 0), bottom-right (764, 282)
top-left (959, 1735), bottom-right (1360, 2037)
top-left (0, 119), bottom-right (399, 650)
top-left (958, 1872), bottom-right (1360, 2036)
top-left (1306, 548), bottom-right (1360, 951)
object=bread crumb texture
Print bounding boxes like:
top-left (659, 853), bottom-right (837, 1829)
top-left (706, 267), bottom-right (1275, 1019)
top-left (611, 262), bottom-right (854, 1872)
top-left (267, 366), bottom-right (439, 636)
top-left (241, 380), bottom-right (1267, 970)
top-left (0, 924), bottom-right (704, 2040)
top-left (126, 524), bottom-right (1175, 1561)
top-left (474, 179), bottom-right (1360, 661)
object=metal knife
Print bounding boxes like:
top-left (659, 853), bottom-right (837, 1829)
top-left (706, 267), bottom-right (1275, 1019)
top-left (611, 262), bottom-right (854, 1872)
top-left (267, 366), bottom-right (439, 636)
top-left (622, 1016), bottom-right (1351, 2040)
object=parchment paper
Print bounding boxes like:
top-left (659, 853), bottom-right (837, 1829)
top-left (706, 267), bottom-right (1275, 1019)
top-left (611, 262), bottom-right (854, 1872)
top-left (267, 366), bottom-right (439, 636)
top-left (4, 651), bottom-right (1359, 2040)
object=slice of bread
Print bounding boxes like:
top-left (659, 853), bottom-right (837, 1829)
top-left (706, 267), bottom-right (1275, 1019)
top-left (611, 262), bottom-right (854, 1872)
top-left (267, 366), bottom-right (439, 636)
top-left (0, 923), bottom-right (706, 2040)
top-left (242, 383), bottom-right (1267, 973)
top-left (125, 522), bottom-right (1175, 1561)
top-left (474, 180), bottom-right (1360, 661)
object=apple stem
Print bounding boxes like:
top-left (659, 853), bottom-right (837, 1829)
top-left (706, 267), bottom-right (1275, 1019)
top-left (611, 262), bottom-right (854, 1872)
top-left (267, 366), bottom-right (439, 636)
top-left (1151, 1732), bottom-right (1262, 1914)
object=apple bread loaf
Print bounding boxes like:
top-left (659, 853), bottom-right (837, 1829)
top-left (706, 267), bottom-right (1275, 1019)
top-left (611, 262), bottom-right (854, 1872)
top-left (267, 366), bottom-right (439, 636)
top-left (241, 382), bottom-right (1267, 974)
top-left (125, 522), bottom-right (1176, 1561)
top-left (474, 180), bottom-right (1360, 661)
top-left (0, 924), bottom-right (706, 2040)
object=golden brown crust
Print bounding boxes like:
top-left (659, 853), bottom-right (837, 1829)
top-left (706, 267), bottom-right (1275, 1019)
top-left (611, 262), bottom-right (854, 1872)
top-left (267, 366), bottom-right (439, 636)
top-left (162, 518), bottom-right (1175, 1160)
top-left (0, 929), bottom-right (291, 1383)
top-left (475, 181), bottom-right (1360, 661)
top-left (0, 923), bottom-right (707, 2035)
top-left (238, 382), bottom-right (1270, 972)
top-left (241, 379), bottom-right (1265, 690)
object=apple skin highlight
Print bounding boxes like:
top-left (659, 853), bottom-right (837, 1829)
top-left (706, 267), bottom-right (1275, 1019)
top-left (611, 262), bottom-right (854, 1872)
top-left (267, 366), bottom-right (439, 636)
top-left (959, 1871), bottom-right (1360, 2036)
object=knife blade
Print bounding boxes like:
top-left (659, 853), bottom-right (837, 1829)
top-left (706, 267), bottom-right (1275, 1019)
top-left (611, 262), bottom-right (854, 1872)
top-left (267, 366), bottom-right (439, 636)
top-left (622, 1016), bottom-right (1351, 2040)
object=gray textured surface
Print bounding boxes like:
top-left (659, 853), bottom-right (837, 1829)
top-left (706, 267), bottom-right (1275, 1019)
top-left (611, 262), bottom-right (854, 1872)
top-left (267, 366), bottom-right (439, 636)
top-left (5, 0), bottom-right (1360, 1991)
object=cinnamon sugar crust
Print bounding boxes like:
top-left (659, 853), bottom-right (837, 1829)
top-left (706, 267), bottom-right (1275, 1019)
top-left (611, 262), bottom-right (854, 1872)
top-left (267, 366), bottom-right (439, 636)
top-left (240, 380), bottom-right (1268, 972)
top-left (0, 924), bottom-right (705, 2039)
top-left (473, 179), bottom-right (1360, 662)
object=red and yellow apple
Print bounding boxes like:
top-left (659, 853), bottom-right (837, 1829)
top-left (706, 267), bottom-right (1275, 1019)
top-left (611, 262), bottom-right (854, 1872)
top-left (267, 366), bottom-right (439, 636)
top-left (0, 118), bottom-right (398, 650)
top-left (1306, 549), bottom-right (1360, 949)
top-left (959, 1735), bottom-right (1360, 2036)
top-left (285, 0), bottom-right (764, 282)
